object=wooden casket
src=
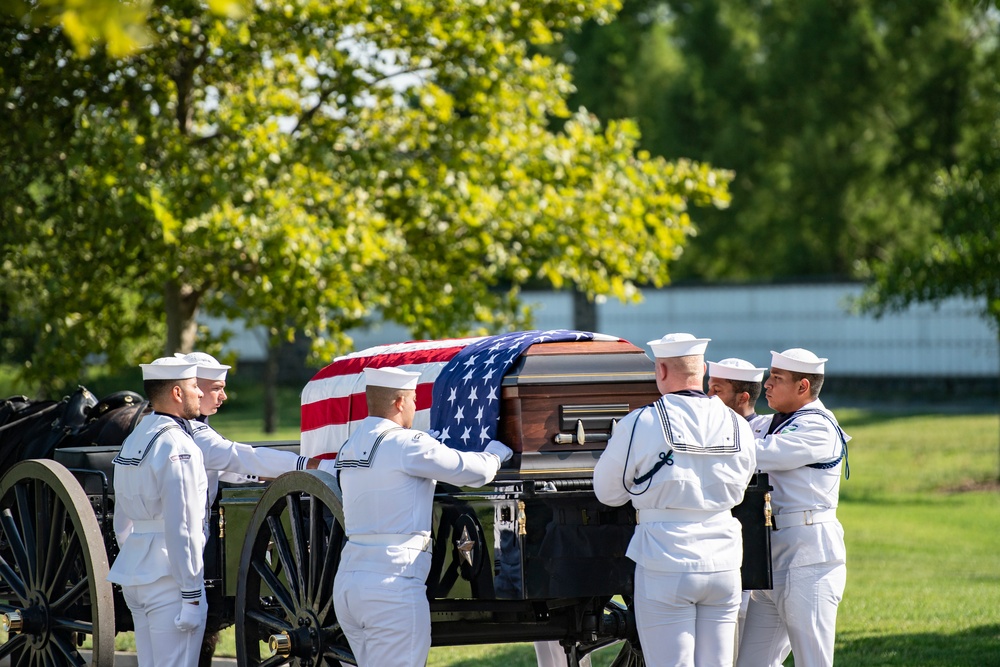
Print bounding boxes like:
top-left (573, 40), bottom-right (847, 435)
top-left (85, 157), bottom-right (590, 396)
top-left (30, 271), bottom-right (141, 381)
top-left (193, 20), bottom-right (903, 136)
top-left (299, 331), bottom-right (771, 600)
top-left (495, 338), bottom-right (661, 479)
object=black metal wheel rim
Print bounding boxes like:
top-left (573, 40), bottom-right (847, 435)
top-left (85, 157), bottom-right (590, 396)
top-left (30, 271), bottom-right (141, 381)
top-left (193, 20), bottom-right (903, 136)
top-left (0, 459), bottom-right (114, 666)
top-left (235, 470), bottom-right (353, 666)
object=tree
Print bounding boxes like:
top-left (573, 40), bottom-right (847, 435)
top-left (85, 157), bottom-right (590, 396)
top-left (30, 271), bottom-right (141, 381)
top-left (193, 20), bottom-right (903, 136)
top-left (0, 0), bottom-right (732, 401)
top-left (856, 6), bottom-right (1000, 332)
top-left (555, 0), bottom-right (998, 287)
top-left (858, 156), bottom-right (1000, 331)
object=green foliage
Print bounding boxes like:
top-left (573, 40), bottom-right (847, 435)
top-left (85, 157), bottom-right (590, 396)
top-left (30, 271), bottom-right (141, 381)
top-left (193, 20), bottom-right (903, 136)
top-left (556, 0), bottom-right (1000, 316)
top-left (857, 153), bottom-right (1000, 331)
top-left (0, 0), bottom-right (731, 396)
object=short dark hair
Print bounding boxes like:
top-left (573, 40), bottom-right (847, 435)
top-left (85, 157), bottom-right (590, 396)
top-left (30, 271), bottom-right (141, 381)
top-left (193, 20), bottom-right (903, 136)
top-left (730, 379), bottom-right (762, 406)
top-left (789, 371), bottom-right (824, 398)
top-left (144, 379), bottom-right (177, 404)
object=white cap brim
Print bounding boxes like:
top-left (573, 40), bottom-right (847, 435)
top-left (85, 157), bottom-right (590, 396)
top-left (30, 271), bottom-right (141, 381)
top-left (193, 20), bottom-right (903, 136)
top-left (770, 349), bottom-right (827, 374)
top-left (175, 352), bottom-right (231, 380)
top-left (708, 359), bottom-right (766, 383)
top-left (647, 333), bottom-right (711, 358)
top-left (141, 358), bottom-right (198, 381)
top-left (364, 366), bottom-right (420, 390)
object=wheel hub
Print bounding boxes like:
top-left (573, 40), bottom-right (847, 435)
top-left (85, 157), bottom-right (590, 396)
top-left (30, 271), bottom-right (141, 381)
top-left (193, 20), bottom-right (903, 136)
top-left (269, 607), bottom-right (322, 663)
top-left (3, 592), bottom-right (52, 647)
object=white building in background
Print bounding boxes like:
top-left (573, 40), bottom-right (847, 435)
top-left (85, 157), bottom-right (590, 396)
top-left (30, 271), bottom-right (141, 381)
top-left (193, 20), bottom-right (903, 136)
top-left (209, 283), bottom-right (999, 379)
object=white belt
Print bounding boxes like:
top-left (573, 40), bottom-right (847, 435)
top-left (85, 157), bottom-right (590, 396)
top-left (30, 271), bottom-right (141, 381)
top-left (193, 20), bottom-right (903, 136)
top-left (348, 534), bottom-right (433, 552)
top-left (773, 508), bottom-right (837, 530)
top-left (637, 509), bottom-right (730, 524)
top-left (131, 519), bottom-right (165, 533)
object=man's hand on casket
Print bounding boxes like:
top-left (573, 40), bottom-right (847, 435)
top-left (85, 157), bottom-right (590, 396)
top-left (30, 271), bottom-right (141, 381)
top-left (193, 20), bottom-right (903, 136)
top-left (485, 440), bottom-right (513, 463)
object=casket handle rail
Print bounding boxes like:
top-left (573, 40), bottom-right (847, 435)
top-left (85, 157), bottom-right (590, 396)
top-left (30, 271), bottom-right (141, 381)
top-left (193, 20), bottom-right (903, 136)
top-left (554, 403), bottom-right (630, 445)
top-left (553, 418), bottom-right (618, 445)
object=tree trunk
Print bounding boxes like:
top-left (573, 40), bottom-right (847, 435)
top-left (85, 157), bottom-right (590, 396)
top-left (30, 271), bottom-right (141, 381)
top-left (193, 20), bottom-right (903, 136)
top-left (264, 339), bottom-right (280, 434)
top-left (573, 288), bottom-right (599, 333)
top-left (164, 279), bottom-right (201, 355)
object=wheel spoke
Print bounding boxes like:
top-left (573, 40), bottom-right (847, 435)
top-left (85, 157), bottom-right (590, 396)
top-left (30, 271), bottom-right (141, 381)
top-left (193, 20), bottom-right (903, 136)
top-left (43, 530), bottom-right (80, 603)
top-left (307, 495), bottom-right (322, 607)
top-left (264, 515), bottom-right (301, 606)
top-left (1, 510), bottom-right (32, 594)
top-left (40, 495), bottom-right (67, 597)
top-left (260, 654), bottom-right (290, 667)
top-left (0, 631), bottom-right (27, 659)
top-left (0, 552), bottom-right (27, 602)
top-left (14, 485), bottom-right (37, 588)
top-left (251, 553), bottom-right (296, 618)
top-left (323, 645), bottom-right (357, 665)
top-left (314, 527), bottom-right (340, 623)
top-left (283, 493), bottom-right (308, 604)
top-left (49, 575), bottom-right (88, 613)
top-left (245, 608), bottom-right (293, 634)
top-left (48, 629), bottom-right (86, 666)
top-left (51, 614), bottom-right (93, 633)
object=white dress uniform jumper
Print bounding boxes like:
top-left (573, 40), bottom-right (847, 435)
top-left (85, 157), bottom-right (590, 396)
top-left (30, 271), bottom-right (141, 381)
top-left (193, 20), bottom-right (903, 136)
top-left (593, 391), bottom-right (757, 667)
top-left (189, 418), bottom-right (309, 507)
top-left (108, 412), bottom-right (210, 667)
top-left (333, 416), bottom-right (504, 667)
top-left (735, 398), bottom-right (850, 667)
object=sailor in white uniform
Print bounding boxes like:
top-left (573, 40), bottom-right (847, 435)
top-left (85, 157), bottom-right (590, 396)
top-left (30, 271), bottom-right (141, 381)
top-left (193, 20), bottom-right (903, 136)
top-left (736, 348), bottom-right (850, 667)
top-left (176, 352), bottom-right (314, 507)
top-left (332, 366), bottom-right (513, 667)
top-left (594, 334), bottom-right (757, 667)
top-left (176, 351), bottom-right (319, 664)
top-left (108, 357), bottom-right (209, 667)
top-left (707, 358), bottom-right (770, 438)
top-left (706, 357), bottom-right (769, 661)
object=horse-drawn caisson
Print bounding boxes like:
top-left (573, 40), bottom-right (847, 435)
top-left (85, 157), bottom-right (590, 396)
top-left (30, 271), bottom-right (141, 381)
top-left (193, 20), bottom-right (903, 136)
top-left (0, 331), bottom-right (772, 666)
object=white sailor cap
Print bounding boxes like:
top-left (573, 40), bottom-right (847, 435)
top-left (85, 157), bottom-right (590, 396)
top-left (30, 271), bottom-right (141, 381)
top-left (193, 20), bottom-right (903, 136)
top-left (140, 357), bottom-right (198, 381)
top-left (708, 358), bottom-right (766, 383)
top-left (770, 348), bottom-right (827, 375)
top-left (647, 333), bottom-right (711, 358)
top-left (364, 366), bottom-right (420, 390)
top-left (175, 352), bottom-right (231, 381)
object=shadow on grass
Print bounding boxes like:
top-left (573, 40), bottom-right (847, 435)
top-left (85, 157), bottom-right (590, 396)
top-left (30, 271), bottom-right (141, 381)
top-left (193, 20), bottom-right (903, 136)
top-left (827, 624), bottom-right (1000, 667)
top-left (436, 626), bottom-right (1000, 667)
top-left (437, 642), bottom-right (629, 667)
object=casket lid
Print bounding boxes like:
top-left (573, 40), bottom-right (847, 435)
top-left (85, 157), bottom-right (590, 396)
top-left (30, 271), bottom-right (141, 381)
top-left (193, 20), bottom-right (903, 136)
top-left (501, 339), bottom-right (656, 387)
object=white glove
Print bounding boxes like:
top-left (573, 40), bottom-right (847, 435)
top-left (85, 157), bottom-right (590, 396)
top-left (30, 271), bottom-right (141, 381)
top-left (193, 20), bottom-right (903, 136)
top-left (426, 429), bottom-right (441, 440)
top-left (317, 459), bottom-right (338, 475)
top-left (174, 602), bottom-right (204, 633)
top-left (484, 440), bottom-right (513, 463)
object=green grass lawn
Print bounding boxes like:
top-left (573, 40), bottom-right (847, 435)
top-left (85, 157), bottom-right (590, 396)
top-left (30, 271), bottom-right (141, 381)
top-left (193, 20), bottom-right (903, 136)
top-left (214, 404), bottom-right (1000, 666)
top-left (7, 363), bottom-right (993, 666)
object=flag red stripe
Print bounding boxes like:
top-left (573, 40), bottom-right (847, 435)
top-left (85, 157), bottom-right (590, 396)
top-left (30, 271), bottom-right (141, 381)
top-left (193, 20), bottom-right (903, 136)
top-left (307, 344), bottom-right (470, 382)
top-left (301, 382), bottom-right (437, 433)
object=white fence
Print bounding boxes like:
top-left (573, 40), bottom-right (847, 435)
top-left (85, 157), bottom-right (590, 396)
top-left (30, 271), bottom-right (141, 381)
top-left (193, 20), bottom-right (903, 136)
top-left (213, 283), bottom-right (999, 378)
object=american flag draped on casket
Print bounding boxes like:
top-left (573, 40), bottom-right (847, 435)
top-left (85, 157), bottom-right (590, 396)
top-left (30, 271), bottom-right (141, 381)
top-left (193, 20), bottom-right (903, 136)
top-left (300, 329), bottom-right (621, 458)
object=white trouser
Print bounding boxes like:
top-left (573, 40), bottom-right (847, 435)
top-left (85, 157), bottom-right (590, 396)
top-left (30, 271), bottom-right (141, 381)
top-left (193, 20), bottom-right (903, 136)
top-left (634, 566), bottom-right (742, 667)
top-left (333, 570), bottom-right (430, 667)
top-left (534, 640), bottom-right (593, 667)
top-left (735, 561), bottom-right (847, 667)
top-left (121, 576), bottom-right (207, 667)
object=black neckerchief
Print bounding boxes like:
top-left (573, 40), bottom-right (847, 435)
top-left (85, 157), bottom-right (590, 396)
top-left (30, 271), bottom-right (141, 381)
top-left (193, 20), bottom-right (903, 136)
top-left (670, 389), bottom-right (708, 398)
top-left (766, 412), bottom-right (795, 435)
top-left (153, 411), bottom-right (195, 436)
